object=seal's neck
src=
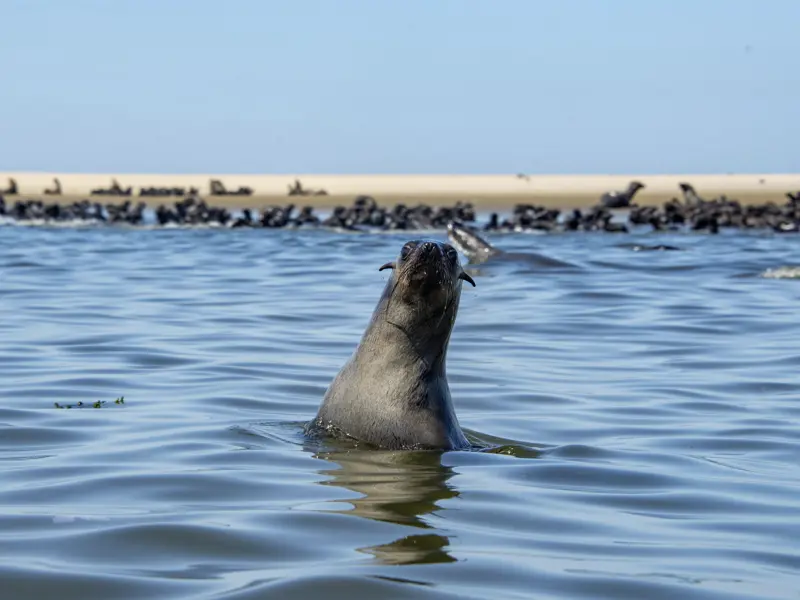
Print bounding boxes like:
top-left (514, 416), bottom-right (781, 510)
top-left (626, 183), bottom-right (642, 198)
top-left (358, 279), bottom-right (457, 378)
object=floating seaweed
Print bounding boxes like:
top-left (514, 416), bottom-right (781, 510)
top-left (54, 396), bottom-right (126, 409)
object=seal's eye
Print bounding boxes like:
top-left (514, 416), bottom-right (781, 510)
top-left (400, 243), bottom-right (415, 260)
top-left (445, 246), bottom-right (458, 262)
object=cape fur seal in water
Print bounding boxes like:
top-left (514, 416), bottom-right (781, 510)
top-left (308, 240), bottom-right (475, 450)
top-left (447, 221), bottom-right (577, 269)
top-left (447, 221), bottom-right (500, 262)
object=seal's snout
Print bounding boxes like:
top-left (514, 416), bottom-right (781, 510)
top-left (418, 241), bottom-right (440, 258)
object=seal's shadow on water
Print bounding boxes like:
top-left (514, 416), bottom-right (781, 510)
top-left (244, 421), bottom-right (541, 565)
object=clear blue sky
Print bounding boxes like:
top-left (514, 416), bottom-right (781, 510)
top-left (2, 0), bottom-right (798, 174)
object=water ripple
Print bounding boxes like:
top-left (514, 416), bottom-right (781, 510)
top-left (1, 226), bottom-right (799, 599)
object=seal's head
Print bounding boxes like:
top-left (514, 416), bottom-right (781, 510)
top-left (446, 221), bottom-right (495, 260)
top-left (629, 181), bottom-right (646, 192)
top-left (377, 240), bottom-right (474, 342)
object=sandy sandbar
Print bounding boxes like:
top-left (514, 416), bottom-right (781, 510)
top-left (2, 172), bottom-right (798, 210)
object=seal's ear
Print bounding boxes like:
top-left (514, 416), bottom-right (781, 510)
top-left (378, 262), bottom-right (395, 272)
top-left (459, 272), bottom-right (476, 287)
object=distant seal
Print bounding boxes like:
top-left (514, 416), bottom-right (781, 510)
top-left (446, 221), bottom-right (501, 261)
top-left (601, 181), bottom-right (645, 208)
top-left (447, 221), bottom-right (577, 269)
top-left (308, 240), bottom-right (475, 450)
top-left (678, 182), bottom-right (705, 206)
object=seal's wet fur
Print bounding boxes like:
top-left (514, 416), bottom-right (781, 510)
top-left (308, 240), bottom-right (474, 450)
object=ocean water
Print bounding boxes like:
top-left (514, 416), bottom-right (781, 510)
top-left (1, 223), bottom-right (799, 600)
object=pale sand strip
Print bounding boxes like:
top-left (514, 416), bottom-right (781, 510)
top-left (2, 172), bottom-right (798, 210)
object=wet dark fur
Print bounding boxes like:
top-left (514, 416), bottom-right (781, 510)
top-left (307, 240), bottom-right (473, 450)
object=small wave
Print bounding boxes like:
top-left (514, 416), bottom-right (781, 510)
top-left (761, 266), bottom-right (800, 279)
top-left (4, 218), bottom-right (103, 228)
top-left (614, 243), bottom-right (683, 252)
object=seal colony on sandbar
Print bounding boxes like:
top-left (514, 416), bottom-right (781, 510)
top-left (3, 179), bottom-right (800, 233)
top-left (307, 240), bottom-right (475, 450)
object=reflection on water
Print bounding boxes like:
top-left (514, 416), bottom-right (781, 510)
top-left (1, 224), bottom-right (800, 599)
top-left (312, 443), bottom-right (458, 564)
